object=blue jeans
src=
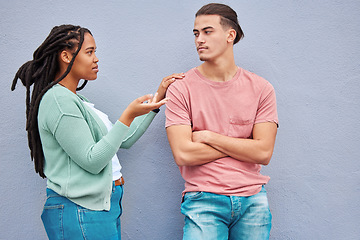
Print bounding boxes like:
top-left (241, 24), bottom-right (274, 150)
top-left (181, 186), bottom-right (272, 240)
top-left (41, 183), bottom-right (123, 240)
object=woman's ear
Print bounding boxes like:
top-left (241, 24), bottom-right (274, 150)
top-left (227, 29), bottom-right (237, 44)
top-left (59, 50), bottom-right (72, 64)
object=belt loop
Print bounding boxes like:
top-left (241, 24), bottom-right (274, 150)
top-left (114, 176), bottom-right (125, 186)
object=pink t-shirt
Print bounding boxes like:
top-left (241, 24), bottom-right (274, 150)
top-left (165, 67), bottom-right (278, 196)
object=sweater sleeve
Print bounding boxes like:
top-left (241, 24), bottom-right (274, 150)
top-left (120, 111), bottom-right (157, 149)
top-left (52, 114), bottom-right (129, 174)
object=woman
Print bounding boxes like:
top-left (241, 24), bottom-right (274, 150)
top-left (11, 24), bottom-right (183, 239)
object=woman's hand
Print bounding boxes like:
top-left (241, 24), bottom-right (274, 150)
top-left (119, 93), bottom-right (168, 127)
top-left (154, 73), bottom-right (185, 102)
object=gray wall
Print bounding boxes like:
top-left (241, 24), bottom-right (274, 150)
top-left (1, 0), bottom-right (359, 239)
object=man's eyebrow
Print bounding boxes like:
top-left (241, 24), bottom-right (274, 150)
top-left (85, 46), bottom-right (96, 50)
top-left (193, 26), bottom-right (214, 32)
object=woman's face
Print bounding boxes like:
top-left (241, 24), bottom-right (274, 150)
top-left (70, 32), bottom-right (99, 81)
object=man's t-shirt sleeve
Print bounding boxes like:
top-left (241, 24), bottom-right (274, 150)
top-left (255, 82), bottom-right (279, 126)
top-left (165, 83), bottom-right (191, 128)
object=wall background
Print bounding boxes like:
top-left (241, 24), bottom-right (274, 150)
top-left (1, 0), bottom-right (359, 239)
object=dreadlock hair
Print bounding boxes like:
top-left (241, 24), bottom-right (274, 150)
top-left (11, 24), bottom-right (92, 178)
top-left (196, 3), bottom-right (244, 44)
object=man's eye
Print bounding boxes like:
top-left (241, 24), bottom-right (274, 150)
top-left (205, 31), bottom-right (211, 34)
top-left (193, 33), bottom-right (199, 37)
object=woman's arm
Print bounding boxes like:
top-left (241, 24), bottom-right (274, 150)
top-left (120, 111), bottom-right (157, 149)
top-left (51, 113), bottom-right (130, 174)
top-left (120, 73), bottom-right (185, 149)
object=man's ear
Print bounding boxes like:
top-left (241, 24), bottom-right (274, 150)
top-left (59, 50), bottom-right (72, 64)
top-left (227, 29), bottom-right (237, 43)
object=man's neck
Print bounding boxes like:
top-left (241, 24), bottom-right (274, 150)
top-left (198, 58), bottom-right (238, 82)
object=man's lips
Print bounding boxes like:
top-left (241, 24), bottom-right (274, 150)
top-left (197, 46), bottom-right (208, 51)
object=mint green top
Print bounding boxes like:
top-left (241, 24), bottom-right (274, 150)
top-left (38, 84), bottom-right (157, 210)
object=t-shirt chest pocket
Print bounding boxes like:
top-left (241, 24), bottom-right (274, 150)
top-left (227, 116), bottom-right (254, 138)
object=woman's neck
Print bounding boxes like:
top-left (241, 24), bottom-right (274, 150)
top-left (55, 72), bottom-right (79, 94)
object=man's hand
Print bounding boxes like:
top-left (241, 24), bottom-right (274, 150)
top-left (191, 122), bottom-right (278, 165)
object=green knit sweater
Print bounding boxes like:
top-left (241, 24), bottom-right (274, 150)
top-left (38, 84), bottom-right (157, 210)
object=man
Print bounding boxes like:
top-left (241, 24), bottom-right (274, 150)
top-left (165, 3), bottom-right (278, 240)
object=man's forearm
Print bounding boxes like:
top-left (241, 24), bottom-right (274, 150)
top-left (173, 140), bottom-right (227, 166)
top-left (192, 122), bottom-right (277, 165)
top-left (204, 133), bottom-right (271, 165)
top-left (166, 125), bottom-right (227, 167)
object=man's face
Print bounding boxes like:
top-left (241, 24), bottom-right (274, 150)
top-left (193, 15), bottom-right (230, 62)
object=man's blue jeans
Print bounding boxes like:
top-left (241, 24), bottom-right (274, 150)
top-left (41, 183), bottom-right (123, 240)
top-left (181, 186), bottom-right (272, 240)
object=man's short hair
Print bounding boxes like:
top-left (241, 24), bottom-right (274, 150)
top-left (196, 3), bottom-right (244, 44)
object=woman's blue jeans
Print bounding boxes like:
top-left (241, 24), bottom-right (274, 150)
top-left (41, 183), bottom-right (123, 240)
top-left (181, 186), bottom-right (272, 240)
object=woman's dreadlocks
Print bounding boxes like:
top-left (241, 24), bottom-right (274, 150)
top-left (11, 24), bottom-right (91, 178)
